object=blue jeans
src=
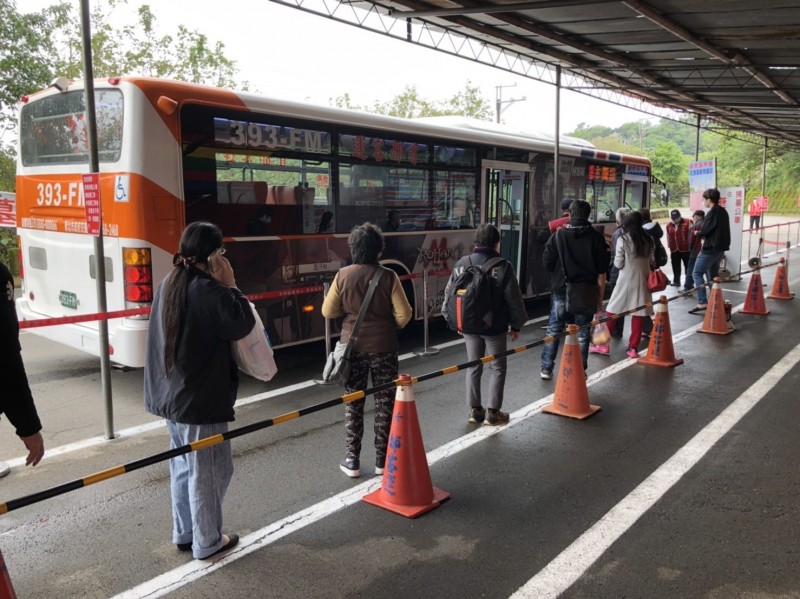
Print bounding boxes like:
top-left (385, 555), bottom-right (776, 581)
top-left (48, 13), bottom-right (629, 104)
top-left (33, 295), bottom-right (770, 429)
top-left (541, 293), bottom-right (591, 373)
top-left (684, 255), bottom-right (698, 291)
top-left (692, 251), bottom-right (724, 304)
top-left (167, 420), bottom-right (234, 559)
top-left (464, 332), bottom-right (507, 410)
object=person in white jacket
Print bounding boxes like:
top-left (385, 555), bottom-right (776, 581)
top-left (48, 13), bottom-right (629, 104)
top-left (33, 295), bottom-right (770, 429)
top-left (606, 211), bottom-right (655, 358)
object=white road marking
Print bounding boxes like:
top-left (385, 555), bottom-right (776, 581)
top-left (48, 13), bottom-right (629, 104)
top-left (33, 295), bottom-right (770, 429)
top-left (510, 342), bottom-right (800, 599)
top-left (15, 275), bottom-right (797, 597)
top-left (110, 313), bottom-right (707, 598)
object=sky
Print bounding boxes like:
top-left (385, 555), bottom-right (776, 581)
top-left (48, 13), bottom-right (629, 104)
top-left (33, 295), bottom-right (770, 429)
top-left (22, 0), bottom-right (659, 135)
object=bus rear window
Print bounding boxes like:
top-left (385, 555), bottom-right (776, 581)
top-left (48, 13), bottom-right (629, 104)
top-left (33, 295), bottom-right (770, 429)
top-left (20, 90), bottom-right (123, 166)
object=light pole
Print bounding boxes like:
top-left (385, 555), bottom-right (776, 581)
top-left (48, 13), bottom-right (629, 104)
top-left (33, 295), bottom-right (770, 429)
top-left (495, 83), bottom-right (526, 124)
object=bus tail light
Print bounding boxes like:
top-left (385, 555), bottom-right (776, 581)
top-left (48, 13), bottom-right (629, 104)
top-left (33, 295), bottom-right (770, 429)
top-left (302, 304), bottom-right (315, 313)
top-left (123, 247), bottom-right (153, 317)
top-left (125, 284), bottom-right (153, 302)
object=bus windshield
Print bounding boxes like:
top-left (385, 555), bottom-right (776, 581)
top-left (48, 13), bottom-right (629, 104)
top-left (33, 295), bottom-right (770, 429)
top-left (20, 89), bottom-right (124, 166)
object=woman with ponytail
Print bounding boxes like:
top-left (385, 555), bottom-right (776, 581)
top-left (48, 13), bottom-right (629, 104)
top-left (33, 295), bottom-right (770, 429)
top-left (605, 211), bottom-right (655, 358)
top-left (144, 222), bottom-right (254, 559)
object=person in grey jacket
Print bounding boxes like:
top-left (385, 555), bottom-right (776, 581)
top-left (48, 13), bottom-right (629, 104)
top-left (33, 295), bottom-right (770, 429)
top-left (145, 222), bottom-right (255, 560)
top-left (442, 224), bottom-right (527, 426)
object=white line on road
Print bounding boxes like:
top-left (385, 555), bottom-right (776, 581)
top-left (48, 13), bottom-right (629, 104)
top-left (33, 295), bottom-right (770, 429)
top-left (510, 341), bottom-right (800, 599)
top-left (110, 318), bottom-right (707, 598)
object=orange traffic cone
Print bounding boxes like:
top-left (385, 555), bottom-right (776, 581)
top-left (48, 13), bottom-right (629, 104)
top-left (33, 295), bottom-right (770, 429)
top-left (542, 324), bottom-right (600, 420)
top-left (363, 374), bottom-right (449, 518)
top-left (0, 549), bottom-right (18, 599)
top-left (699, 278), bottom-right (734, 335)
top-left (739, 270), bottom-right (770, 314)
top-left (768, 258), bottom-right (794, 300)
top-left (638, 296), bottom-right (684, 367)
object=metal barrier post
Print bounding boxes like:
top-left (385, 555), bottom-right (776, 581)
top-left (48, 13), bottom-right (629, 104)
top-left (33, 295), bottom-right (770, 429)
top-left (414, 268), bottom-right (440, 357)
top-left (314, 282), bottom-right (334, 385)
top-left (786, 241), bottom-right (791, 278)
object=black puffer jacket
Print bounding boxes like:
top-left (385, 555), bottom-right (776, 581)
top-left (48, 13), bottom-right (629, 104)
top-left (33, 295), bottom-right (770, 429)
top-left (144, 270), bottom-right (255, 424)
top-left (543, 219), bottom-right (610, 293)
top-left (699, 204), bottom-right (731, 253)
top-left (1, 261), bottom-right (42, 437)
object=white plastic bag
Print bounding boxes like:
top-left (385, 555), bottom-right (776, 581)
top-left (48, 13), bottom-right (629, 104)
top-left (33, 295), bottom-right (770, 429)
top-left (591, 311), bottom-right (611, 346)
top-left (232, 303), bottom-right (277, 381)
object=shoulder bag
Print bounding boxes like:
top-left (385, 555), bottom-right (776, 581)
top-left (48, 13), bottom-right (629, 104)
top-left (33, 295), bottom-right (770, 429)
top-left (232, 301), bottom-right (278, 382)
top-left (554, 230), bottom-right (599, 316)
top-left (321, 267), bottom-right (385, 386)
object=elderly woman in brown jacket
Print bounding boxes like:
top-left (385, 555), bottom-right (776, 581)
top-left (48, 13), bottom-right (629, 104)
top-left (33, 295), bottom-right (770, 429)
top-left (322, 223), bottom-right (412, 478)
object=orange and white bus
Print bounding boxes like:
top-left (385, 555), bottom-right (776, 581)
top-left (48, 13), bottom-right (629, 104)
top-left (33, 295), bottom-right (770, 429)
top-left (15, 77), bottom-right (652, 368)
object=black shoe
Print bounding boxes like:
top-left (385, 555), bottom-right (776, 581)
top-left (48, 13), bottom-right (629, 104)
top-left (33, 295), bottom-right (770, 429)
top-left (199, 534), bottom-right (239, 560)
top-left (177, 542), bottom-right (192, 552)
top-left (670, 282), bottom-right (680, 287)
top-left (375, 457), bottom-right (386, 475)
top-left (468, 407), bottom-right (486, 423)
top-left (339, 457), bottom-right (360, 478)
top-left (484, 409), bottom-right (510, 426)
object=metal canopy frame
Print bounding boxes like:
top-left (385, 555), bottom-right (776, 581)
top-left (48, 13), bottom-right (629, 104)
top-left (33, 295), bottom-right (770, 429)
top-left (270, 0), bottom-right (800, 149)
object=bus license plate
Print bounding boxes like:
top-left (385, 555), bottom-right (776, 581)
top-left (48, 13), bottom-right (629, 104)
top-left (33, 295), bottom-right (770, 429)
top-left (59, 290), bottom-right (78, 309)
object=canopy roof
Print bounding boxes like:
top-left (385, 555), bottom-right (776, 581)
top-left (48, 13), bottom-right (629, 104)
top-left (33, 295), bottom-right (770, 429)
top-left (274, 0), bottom-right (800, 148)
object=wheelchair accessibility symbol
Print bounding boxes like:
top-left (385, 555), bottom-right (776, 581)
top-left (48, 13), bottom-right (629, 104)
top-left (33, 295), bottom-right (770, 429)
top-left (114, 175), bottom-right (129, 202)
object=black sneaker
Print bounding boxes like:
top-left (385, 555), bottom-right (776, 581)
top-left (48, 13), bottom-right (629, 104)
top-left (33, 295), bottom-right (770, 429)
top-left (484, 409), bottom-right (510, 426)
top-left (339, 457), bottom-right (360, 478)
top-left (468, 407), bottom-right (486, 423)
top-left (540, 369), bottom-right (553, 380)
top-left (375, 457), bottom-right (385, 475)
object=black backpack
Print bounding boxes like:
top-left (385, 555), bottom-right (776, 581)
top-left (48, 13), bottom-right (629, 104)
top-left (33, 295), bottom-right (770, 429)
top-left (654, 239), bottom-right (668, 267)
top-left (445, 256), bottom-right (505, 334)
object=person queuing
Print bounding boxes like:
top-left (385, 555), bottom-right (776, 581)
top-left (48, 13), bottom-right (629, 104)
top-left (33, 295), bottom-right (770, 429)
top-left (442, 224), bottom-right (527, 426)
top-left (684, 209), bottom-right (705, 294)
top-left (605, 211), bottom-right (655, 359)
top-left (639, 207), bottom-right (664, 241)
top-left (666, 209), bottom-right (692, 288)
top-left (547, 198), bottom-right (574, 234)
top-left (638, 207), bottom-right (663, 338)
top-left (144, 222), bottom-right (255, 560)
top-left (690, 188), bottom-right (731, 314)
top-left (540, 200), bottom-right (609, 380)
top-left (1, 259), bottom-right (45, 469)
top-left (606, 207), bottom-right (630, 339)
top-left (748, 199), bottom-right (762, 230)
top-left (322, 223), bottom-right (412, 478)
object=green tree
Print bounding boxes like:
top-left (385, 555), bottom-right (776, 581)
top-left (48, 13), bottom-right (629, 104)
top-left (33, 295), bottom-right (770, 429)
top-left (332, 81), bottom-right (492, 120)
top-left (650, 142), bottom-right (688, 195)
top-left (51, 0), bottom-right (248, 90)
top-left (0, 146), bottom-right (14, 190)
top-left (0, 0), bottom-right (69, 131)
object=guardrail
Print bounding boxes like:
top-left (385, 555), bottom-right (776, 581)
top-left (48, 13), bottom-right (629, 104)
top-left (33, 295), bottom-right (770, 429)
top-left (0, 258), bottom-right (785, 515)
